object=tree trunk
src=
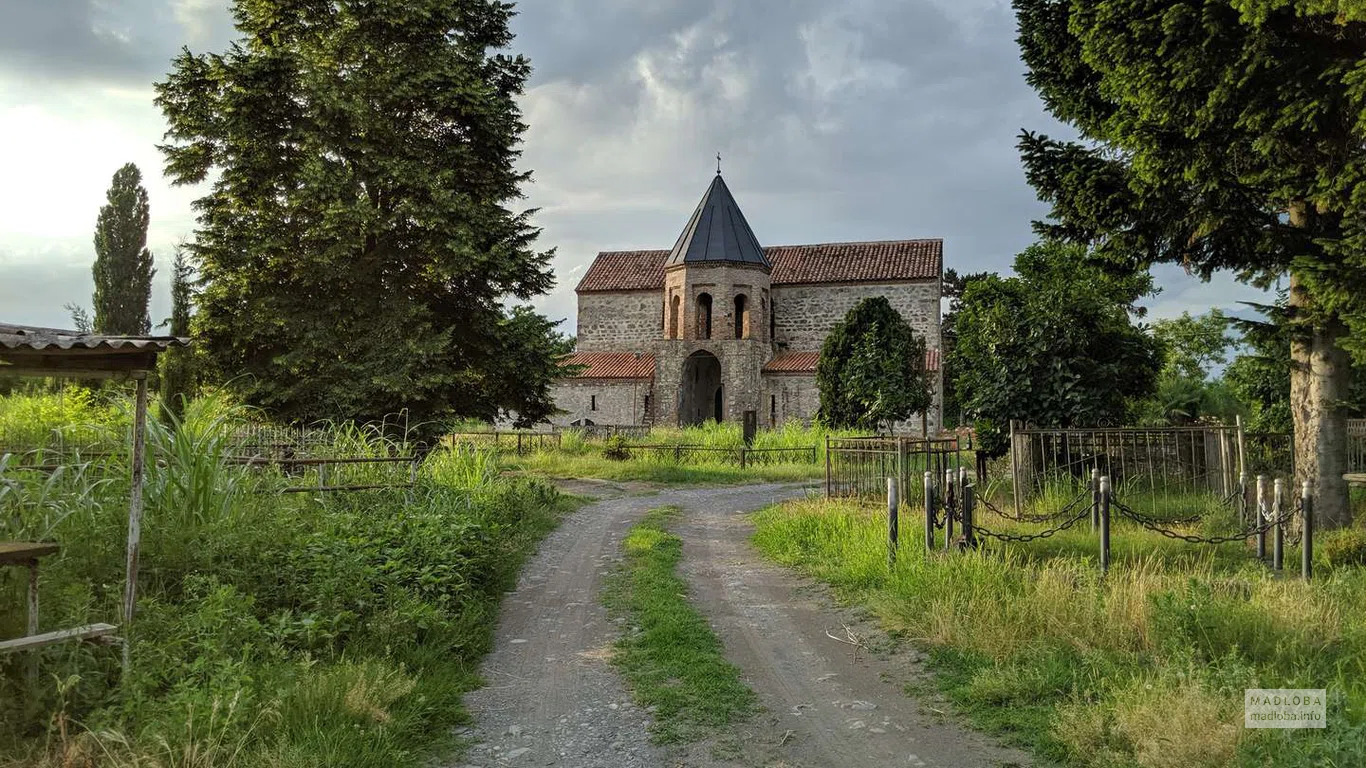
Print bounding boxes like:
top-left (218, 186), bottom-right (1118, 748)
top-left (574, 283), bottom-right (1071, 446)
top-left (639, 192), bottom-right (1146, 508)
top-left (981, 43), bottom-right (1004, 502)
top-left (1288, 271), bottom-right (1352, 528)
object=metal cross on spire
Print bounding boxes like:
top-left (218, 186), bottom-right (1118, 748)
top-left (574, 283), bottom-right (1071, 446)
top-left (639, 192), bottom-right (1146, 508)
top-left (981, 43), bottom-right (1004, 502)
top-left (716, 152), bottom-right (722, 175)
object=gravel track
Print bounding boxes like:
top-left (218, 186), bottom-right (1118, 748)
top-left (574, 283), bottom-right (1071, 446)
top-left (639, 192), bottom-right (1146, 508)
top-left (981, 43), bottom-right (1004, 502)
top-left (450, 480), bottom-right (1028, 768)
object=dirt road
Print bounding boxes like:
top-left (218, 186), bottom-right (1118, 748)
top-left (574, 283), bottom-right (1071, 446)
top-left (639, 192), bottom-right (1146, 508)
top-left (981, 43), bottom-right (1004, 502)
top-left (453, 481), bottom-right (1028, 768)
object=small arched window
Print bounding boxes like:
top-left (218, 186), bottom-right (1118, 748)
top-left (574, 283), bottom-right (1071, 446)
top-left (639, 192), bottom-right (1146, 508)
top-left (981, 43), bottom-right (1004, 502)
top-left (697, 293), bottom-right (713, 340)
top-left (669, 294), bottom-right (681, 339)
top-left (734, 294), bottom-right (749, 339)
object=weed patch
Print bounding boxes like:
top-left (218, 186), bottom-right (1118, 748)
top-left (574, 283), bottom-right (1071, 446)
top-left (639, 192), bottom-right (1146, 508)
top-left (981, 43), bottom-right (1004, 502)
top-left (603, 506), bottom-right (756, 743)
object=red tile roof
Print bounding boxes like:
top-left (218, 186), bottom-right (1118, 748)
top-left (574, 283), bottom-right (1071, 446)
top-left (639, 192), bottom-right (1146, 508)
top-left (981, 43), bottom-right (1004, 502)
top-left (761, 348), bottom-right (941, 375)
top-left (576, 239), bottom-right (942, 293)
top-left (761, 351), bottom-right (820, 374)
top-left (561, 352), bottom-right (656, 380)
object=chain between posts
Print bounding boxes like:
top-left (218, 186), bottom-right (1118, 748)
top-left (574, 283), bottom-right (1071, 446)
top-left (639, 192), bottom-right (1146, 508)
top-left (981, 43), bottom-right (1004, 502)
top-left (1109, 495), bottom-right (1300, 545)
top-left (978, 488), bottom-right (1090, 523)
top-left (971, 504), bottom-right (1093, 543)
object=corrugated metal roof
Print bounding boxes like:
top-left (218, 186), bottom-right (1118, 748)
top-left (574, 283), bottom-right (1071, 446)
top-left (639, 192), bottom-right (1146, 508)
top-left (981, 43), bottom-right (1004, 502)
top-left (761, 348), bottom-right (942, 375)
top-left (561, 352), bottom-right (656, 380)
top-left (0, 324), bottom-right (189, 352)
top-left (576, 240), bottom-right (942, 293)
top-left (665, 174), bottom-right (770, 269)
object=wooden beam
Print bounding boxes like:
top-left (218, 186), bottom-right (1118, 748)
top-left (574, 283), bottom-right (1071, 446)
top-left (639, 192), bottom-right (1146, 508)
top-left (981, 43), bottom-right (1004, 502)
top-left (0, 541), bottom-right (60, 566)
top-left (121, 377), bottom-right (148, 674)
top-left (0, 623), bottom-right (119, 654)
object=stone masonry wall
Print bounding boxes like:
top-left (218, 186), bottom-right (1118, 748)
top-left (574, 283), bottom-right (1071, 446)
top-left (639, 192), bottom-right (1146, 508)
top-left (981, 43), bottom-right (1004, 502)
top-left (547, 379), bottom-right (654, 427)
top-left (771, 281), bottom-right (940, 352)
top-left (762, 372), bottom-right (943, 435)
top-left (575, 292), bottom-right (662, 353)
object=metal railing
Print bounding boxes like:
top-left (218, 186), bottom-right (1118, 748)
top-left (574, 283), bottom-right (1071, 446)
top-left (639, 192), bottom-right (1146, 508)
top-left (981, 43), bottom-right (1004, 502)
top-left (825, 436), bottom-right (962, 499)
top-left (443, 431), bottom-right (561, 455)
top-left (613, 444), bottom-right (819, 467)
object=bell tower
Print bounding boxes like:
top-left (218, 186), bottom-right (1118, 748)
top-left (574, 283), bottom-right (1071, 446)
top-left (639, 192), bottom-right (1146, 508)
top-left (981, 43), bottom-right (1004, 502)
top-left (657, 172), bottom-right (772, 426)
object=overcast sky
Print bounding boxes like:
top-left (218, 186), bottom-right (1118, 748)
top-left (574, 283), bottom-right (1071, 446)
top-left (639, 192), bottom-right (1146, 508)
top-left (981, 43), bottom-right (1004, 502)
top-left (0, 0), bottom-right (1268, 334)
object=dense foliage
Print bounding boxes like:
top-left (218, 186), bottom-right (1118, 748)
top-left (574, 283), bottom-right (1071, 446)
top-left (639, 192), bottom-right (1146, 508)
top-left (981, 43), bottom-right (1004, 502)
top-left (155, 0), bottom-right (564, 429)
top-left (91, 163), bottom-right (154, 336)
top-left (1014, 0), bottom-right (1366, 524)
top-left (0, 393), bottom-right (564, 766)
top-left (952, 242), bottom-right (1161, 457)
top-left (157, 248), bottom-right (196, 422)
top-left (1226, 299), bottom-right (1366, 433)
top-left (941, 268), bottom-right (993, 428)
top-left (816, 297), bottom-right (933, 431)
top-left (1137, 310), bottom-right (1244, 426)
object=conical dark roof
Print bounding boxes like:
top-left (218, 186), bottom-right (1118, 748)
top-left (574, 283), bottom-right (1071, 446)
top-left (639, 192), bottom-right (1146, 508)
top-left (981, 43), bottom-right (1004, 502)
top-left (665, 174), bottom-right (770, 269)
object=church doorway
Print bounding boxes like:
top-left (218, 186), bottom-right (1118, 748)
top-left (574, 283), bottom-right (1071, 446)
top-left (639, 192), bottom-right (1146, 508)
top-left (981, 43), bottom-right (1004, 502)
top-left (679, 350), bottom-right (722, 425)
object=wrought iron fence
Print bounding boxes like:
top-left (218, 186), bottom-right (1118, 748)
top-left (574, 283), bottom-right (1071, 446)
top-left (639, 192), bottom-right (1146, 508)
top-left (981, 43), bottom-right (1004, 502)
top-left (442, 431), bottom-right (561, 455)
top-left (555, 424), bottom-right (651, 441)
top-left (1008, 423), bottom-right (1243, 514)
top-left (825, 436), bottom-right (963, 499)
top-left (613, 444), bottom-right (818, 466)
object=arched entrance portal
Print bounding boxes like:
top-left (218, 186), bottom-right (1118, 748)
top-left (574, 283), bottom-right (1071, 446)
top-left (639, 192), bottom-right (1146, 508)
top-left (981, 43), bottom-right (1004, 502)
top-left (679, 350), bottom-right (723, 426)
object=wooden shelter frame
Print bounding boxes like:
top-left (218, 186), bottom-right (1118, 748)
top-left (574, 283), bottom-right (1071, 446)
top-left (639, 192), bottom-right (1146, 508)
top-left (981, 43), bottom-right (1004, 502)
top-left (0, 324), bottom-right (187, 672)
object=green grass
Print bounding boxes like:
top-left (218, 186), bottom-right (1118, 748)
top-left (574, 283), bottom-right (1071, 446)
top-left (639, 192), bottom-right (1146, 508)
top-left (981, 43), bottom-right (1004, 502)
top-left (0, 390), bottom-right (576, 768)
top-left (602, 506), bottom-right (757, 743)
top-left (751, 496), bottom-right (1366, 768)
top-left (501, 420), bottom-right (863, 485)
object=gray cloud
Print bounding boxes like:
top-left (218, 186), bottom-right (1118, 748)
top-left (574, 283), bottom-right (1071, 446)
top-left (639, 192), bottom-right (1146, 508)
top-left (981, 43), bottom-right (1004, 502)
top-left (0, 0), bottom-right (236, 86)
top-left (0, 0), bottom-right (1269, 336)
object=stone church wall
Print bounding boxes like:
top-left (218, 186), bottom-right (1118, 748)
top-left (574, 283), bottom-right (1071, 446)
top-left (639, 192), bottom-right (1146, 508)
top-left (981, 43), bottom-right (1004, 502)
top-left (547, 379), bottom-right (654, 427)
top-left (762, 372), bottom-right (943, 434)
top-left (771, 281), bottom-right (940, 351)
top-left (575, 292), bottom-right (662, 353)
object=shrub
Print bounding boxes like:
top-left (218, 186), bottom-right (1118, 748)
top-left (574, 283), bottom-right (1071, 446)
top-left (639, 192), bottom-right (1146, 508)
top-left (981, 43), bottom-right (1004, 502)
top-left (1320, 527), bottom-right (1366, 568)
top-left (602, 435), bottom-right (631, 461)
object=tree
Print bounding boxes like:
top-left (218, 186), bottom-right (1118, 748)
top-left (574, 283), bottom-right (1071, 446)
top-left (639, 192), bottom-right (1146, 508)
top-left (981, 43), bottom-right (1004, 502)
top-left (154, 0), bottom-right (557, 429)
top-left (1137, 309), bottom-right (1244, 425)
top-left (1015, 0), bottom-right (1366, 525)
top-left (1226, 298), bottom-right (1366, 434)
top-left (1151, 310), bottom-right (1233, 382)
top-left (158, 247), bottom-right (196, 422)
top-left (952, 241), bottom-right (1162, 457)
top-left (941, 268), bottom-right (994, 428)
top-left (92, 163), bottom-right (155, 335)
top-left (817, 297), bottom-right (933, 431)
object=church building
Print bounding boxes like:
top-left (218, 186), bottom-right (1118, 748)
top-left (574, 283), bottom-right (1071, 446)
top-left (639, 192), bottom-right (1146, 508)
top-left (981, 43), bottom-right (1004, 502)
top-left (550, 173), bottom-right (944, 432)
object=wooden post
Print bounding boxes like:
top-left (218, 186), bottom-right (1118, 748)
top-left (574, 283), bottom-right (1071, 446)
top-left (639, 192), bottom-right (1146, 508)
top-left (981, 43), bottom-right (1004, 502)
top-left (887, 477), bottom-right (899, 568)
top-left (122, 374), bottom-right (149, 674)
top-left (26, 561), bottom-right (39, 682)
top-left (1234, 415), bottom-right (1247, 491)
top-left (1256, 475), bottom-right (1268, 560)
top-left (924, 471), bottom-right (935, 553)
top-left (825, 437), bottom-right (832, 498)
top-left (1100, 476), bottom-right (1111, 574)
top-left (1301, 480), bottom-right (1313, 581)
top-left (1238, 472), bottom-right (1248, 527)
top-left (740, 448), bottom-right (747, 469)
top-left (1273, 478), bottom-right (1285, 571)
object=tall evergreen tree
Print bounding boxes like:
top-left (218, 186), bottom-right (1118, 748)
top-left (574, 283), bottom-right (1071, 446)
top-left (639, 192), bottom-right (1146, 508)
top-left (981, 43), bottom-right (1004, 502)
top-left (92, 163), bottom-right (155, 335)
top-left (154, 0), bottom-right (557, 428)
top-left (1014, 0), bottom-right (1366, 525)
top-left (158, 247), bottom-right (196, 421)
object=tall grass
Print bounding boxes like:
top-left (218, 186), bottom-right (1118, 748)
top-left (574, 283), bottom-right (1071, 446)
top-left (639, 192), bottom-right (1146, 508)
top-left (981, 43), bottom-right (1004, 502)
top-left (506, 420), bottom-right (872, 484)
top-left (0, 392), bottom-right (569, 767)
top-left (752, 498), bottom-right (1366, 767)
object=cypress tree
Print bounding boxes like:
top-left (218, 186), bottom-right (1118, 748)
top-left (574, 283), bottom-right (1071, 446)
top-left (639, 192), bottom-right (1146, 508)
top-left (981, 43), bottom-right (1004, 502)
top-left (92, 163), bottom-right (155, 335)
